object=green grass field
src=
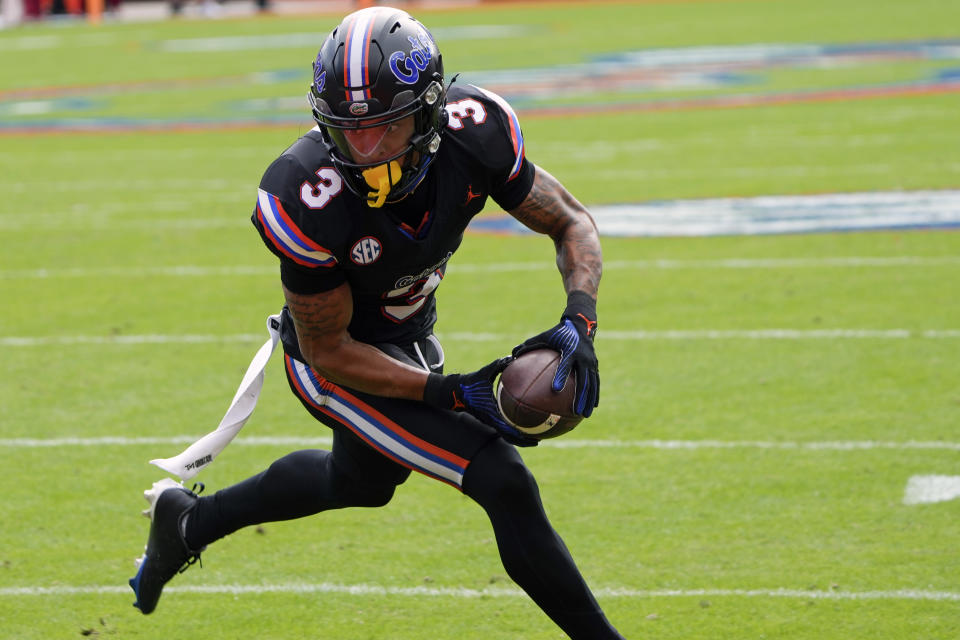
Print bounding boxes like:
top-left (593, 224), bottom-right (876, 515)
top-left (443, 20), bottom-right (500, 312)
top-left (2, 0), bottom-right (960, 638)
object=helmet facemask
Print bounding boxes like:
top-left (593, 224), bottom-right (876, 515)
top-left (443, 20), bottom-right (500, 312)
top-left (309, 79), bottom-right (445, 207)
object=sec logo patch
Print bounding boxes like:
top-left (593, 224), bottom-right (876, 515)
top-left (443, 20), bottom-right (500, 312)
top-left (350, 236), bottom-right (382, 265)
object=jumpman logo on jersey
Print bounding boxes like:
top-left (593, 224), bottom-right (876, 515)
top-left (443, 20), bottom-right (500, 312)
top-left (576, 313), bottom-right (597, 337)
top-left (463, 184), bottom-right (482, 206)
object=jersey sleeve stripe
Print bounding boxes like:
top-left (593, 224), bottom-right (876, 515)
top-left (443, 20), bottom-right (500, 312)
top-left (256, 189), bottom-right (336, 268)
top-left (285, 355), bottom-right (470, 490)
top-left (477, 87), bottom-right (526, 181)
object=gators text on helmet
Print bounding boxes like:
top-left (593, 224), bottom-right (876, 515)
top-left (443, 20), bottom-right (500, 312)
top-left (308, 7), bottom-right (448, 208)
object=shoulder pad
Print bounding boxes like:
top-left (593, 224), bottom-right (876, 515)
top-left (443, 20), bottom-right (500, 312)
top-left (444, 84), bottom-right (525, 181)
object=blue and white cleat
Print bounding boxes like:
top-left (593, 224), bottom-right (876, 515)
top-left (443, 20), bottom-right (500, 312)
top-left (129, 478), bottom-right (205, 614)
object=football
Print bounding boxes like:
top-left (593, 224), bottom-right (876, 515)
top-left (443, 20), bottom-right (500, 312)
top-left (496, 349), bottom-right (583, 439)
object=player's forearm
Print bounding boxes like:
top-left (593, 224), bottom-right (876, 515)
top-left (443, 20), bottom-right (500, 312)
top-left (555, 215), bottom-right (602, 300)
top-left (509, 165), bottom-right (602, 299)
top-left (282, 282), bottom-right (429, 400)
top-left (302, 337), bottom-right (430, 400)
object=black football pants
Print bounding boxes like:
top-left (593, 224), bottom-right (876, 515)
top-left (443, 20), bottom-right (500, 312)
top-left (185, 343), bottom-right (624, 639)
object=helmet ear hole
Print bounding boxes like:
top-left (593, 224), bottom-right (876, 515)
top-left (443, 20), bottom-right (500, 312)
top-left (309, 94), bottom-right (332, 115)
top-left (389, 90), bottom-right (416, 110)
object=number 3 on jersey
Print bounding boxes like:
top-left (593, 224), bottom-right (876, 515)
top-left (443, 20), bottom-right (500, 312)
top-left (300, 167), bottom-right (343, 209)
top-left (445, 99), bottom-right (487, 130)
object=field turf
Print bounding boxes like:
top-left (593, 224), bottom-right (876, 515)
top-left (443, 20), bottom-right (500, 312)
top-left (1, 0), bottom-right (959, 638)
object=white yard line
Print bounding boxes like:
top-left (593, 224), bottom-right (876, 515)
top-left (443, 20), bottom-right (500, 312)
top-left (0, 265), bottom-right (277, 279)
top-left (0, 334), bottom-right (264, 346)
top-left (1, 582), bottom-right (958, 602)
top-left (0, 436), bottom-right (332, 448)
top-left (2, 328), bottom-right (960, 347)
top-left (600, 329), bottom-right (960, 340)
top-left (1, 436), bottom-right (958, 451)
top-left (3, 256), bottom-right (960, 279)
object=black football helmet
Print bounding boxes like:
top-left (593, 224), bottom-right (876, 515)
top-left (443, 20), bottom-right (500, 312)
top-left (308, 7), bottom-right (447, 207)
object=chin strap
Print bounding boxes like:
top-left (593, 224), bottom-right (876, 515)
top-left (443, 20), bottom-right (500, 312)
top-left (362, 160), bottom-right (402, 208)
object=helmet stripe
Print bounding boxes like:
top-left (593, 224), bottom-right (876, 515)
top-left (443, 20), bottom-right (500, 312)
top-left (344, 8), bottom-right (382, 103)
top-left (342, 17), bottom-right (357, 103)
top-left (360, 16), bottom-right (376, 100)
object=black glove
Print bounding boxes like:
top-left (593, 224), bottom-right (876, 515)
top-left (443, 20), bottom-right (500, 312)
top-left (423, 357), bottom-right (538, 447)
top-left (513, 290), bottom-right (599, 418)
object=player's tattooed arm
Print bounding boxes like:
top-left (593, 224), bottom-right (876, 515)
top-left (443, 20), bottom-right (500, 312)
top-left (508, 165), bottom-right (602, 299)
top-left (283, 282), bottom-right (430, 399)
top-left (283, 281), bottom-right (353, 346)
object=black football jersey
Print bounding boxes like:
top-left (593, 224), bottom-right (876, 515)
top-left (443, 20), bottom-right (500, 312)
top-left (252, 84), bottom-right (535, 346)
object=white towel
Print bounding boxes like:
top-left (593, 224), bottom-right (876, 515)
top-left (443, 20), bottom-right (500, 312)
top-left (150, 314), bottom-right (282, 480)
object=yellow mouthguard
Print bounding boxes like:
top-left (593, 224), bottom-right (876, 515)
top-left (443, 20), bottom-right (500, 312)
top-left (361, 161), bottom-right (402, 208)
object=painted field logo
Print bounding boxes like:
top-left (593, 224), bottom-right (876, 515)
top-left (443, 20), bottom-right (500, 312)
top-left (351, 236), bottom-right (382, 265)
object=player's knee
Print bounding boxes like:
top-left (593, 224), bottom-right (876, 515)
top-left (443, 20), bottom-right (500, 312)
top-left (264, 450), bottom-right (327, 488)
top-left (327, 446), bottom-right (406, 508)
top-left (264, 449), bottom-right (397, 508)
top-left (329, 458), bottom-right (400, 508)
top-left (463, 438), bottom-right (540, 507)
top-left (339, 480), bottom-right (397, 508)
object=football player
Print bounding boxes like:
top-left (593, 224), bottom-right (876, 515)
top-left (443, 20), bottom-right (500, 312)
top-left (130, 7), bottom-right (618, 639)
